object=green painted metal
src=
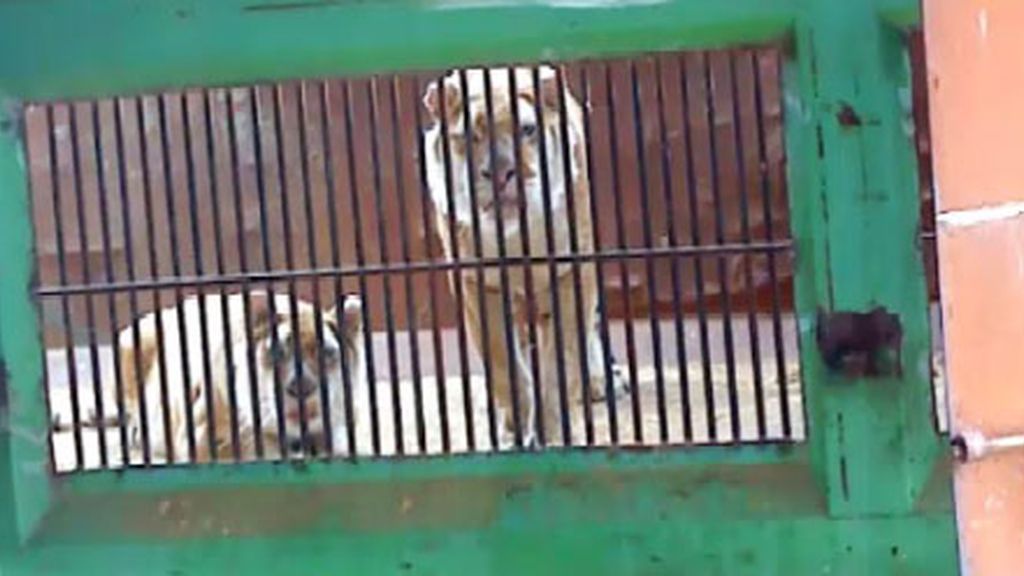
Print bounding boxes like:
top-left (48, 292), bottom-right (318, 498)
top-left (0, 0), bottom-right (957, 573)
top-left (0, 0), bottom-right (797, 102)
top-left (878, 0), bottom-right (923, 29)
top-left (7, 515), bottom-right (957, 575)
top-left (783, 0), bottom-right (945, 518)
top-left (0, 101), bottom-right (52, 548)
top-left (45, 446), bottom-right (818, 543)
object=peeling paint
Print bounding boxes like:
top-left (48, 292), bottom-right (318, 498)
top-left (937, 201), bottom-right (1024, 228)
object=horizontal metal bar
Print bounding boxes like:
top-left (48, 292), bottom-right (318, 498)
top-left (64, 442), bottom-right (805, 494)
top-left (0, 0), bottom-right (796, 102)
top-left (34, 241), bottom-right (794, 297)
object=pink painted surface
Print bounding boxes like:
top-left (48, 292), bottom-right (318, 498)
top-left (925, 0), bottom-right (1024, 573)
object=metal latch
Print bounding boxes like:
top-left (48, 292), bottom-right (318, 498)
top-left (816, 306), bottom-right (903, 378)
top-left (951, 430), bottom-right (1024, 463)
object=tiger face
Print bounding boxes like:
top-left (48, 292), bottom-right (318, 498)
top-left (422, 65), bottom-right (585, 256)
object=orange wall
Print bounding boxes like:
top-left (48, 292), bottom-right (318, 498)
top-left (924, 1), bottom-right (1024, 573)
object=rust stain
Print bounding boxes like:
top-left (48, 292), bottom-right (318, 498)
top-left (836, 102), bottom-right (862, 127)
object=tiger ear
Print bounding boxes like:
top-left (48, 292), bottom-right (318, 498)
top-left (536, 65), bottom-right (562, 110)
top-left (516, 65), bottom-right (562, 113)
top-left (325, 294), bottom-right (363, 342)
top-left (423, 73), bottom-right (462, 126)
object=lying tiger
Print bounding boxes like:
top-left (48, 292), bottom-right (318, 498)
top-left (115, 291), bottom-right (365, 464)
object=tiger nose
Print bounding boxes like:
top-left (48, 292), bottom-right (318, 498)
top-left (481, 166), bottom-right (516, 188)
top-left (286, 375), bottom-right (318, 399)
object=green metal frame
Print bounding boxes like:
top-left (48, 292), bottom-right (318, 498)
top-left (0, 0), bottom-right (958, 573)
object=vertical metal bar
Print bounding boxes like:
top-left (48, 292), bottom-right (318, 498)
top-left (135, 97), bottom-right (174, 462)
top-left (340, 79), bottom-right (382, 456)
top-left (480, 69), bottom-right (524, 449)
top-left (412, 77), bottom-right (452, 454)
top-left (269, 84), bottom-right (310, 458)
top-left (112, 98), bottom-right (150, 466)
top-left (700, 53), bottom-right (741, 442)
top-left (89, 101), bottom-right (130, 466)
top-left (531, 66), bottom-right (573, 446)
top-left (388, 76), bottom-right (427, 454)
top-left (156, 94), bottom-right (197, 461)
top-left (551, 66), bottom-right (596, 446)
top-left (45, 105), bottom-right (84, 470)
top-left (726, 51), bottom-right (767, 439)
top-left (602, 63), bottom-right (643, 444)
top-left (366, 78), bottom-right (406, 455)
top-left (201, 89), bottom-right (240, 461)
top-left (67, 104), bottom-right (108, 468)
top-left (318, 80), bottom-right (358, 459)
top-left (628, 60), bottom-right (668, 443)
top-left (506, 68), bottom-right (544, 447)
top-left (36, 286), bottom-right (58, 473)
top-left (226, 88), bottom-right (262, 460)
top-left (435, 75), bottom-right (476, 452)
top-left (179, 92), bottom-right (220, 460)
top-left (295, 82), bottom-right (334, 458)
top-left (456, 69), bottom-right (500, 450)
top-left (577, 65), bottom-right (619, 445)
top-left (249, 86), bottom-right (289, 459)
top-left (653, 56), bottom-right (694, 443)
top-left (677, 55), bottom-right (718, 442)
top-left (753, 51), bottom-right (791, 438)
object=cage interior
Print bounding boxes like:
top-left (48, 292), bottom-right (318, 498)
top-left (23, 45), bottom-right (943, 474)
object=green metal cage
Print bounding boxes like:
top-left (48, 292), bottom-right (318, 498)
top-left (0, 0), bottom-right (957, 573)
